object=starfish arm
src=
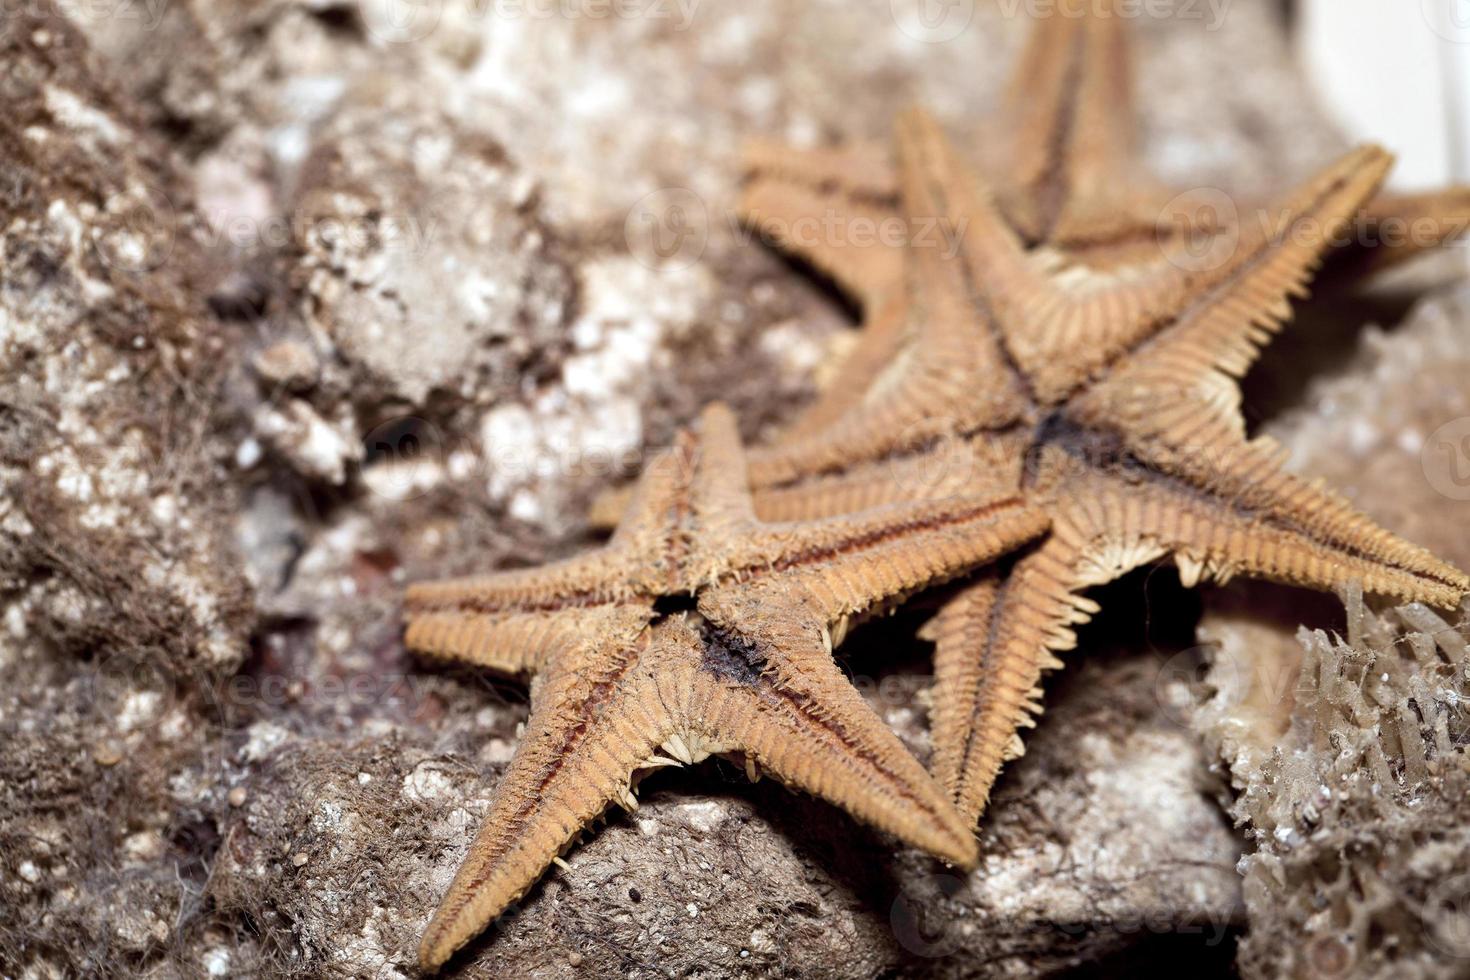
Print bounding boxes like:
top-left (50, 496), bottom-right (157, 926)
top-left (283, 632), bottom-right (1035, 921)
top-left (1095, 423), bottom-right (1467, 604)
top-left (995, 2), bottom-right (1137, 244)
top-left (583, 403), bottom-right (758, 548)
top-left (683, 402), bottom-right (759, 528)
top-left (895, 107), bottom-right (1182, 403)
top-left (1330, 186), bottom-right (1470, 275)
top-left (740, 179), bottom-right (903, 310)
top-left (746, 431), bottom-right (1023, 525)
top-left (752, 457), bottom-right (933, 523)
top-left (1068, 454), bottom-right (1464, 603)
top-left (1075, 145), bottom-right (1394, 417)
top-left (586, 356), bottom-right (984, 531)
top-left (924, 447), bottom-right (1466, 828)
top-left (404, 550), bottom-right (637, 617)
top-left (918, 522), bottom-right (1101, 824)
top-left (404, 604), bottom-right (654, 677)
top-left (899, 111), bottom-right (1396, 406)
top-left (746, 115), bottom-right (1038, 489)
top-left (417, 622), bottom-right (679, 972)
top-left (418, 409), bottom-right (718, 593)
top-left (731, 494), bottom-right (1049, 625)
top-left (1156, 452), bottom-right (1468, 604)
top-left (694, 587), bottom-right (977, 865)
top-left (754, 435), bottom-right (1025, 523)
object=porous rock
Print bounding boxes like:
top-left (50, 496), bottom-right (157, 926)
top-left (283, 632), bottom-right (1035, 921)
top-left (1196, 279), bottom-right (1470, 978)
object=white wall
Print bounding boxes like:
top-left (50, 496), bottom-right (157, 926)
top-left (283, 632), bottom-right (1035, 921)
top-left (1298, 0), bottom-right (1470, 189)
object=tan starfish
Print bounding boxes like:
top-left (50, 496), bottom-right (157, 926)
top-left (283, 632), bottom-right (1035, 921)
top-left (736, 5), bottom-right (1470, 442)
top-left (587, 7), bottom-right (1470, 533)
top-left (743, 4), bottom-right (1470, 266)
top-left (737, 107), bottom-right (1470, 826)
top-left (405, 403), bottom-right (1047, 971)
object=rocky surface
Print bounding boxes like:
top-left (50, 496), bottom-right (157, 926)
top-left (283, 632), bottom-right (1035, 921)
top-left (1194, 278), bottom-right (1470, 980)
top-left (0, 13), bottom-right (252, 973)
top-left (1, 0), bottom-right (1466, 977)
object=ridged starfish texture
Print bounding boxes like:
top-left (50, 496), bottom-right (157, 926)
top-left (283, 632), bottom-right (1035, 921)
top-left (589, 6), bottom-right (1470, 530)
top-left (405, 404), bottom-right (1047, 971)
top-left (577, 5), bottom-right (1470, 830)
top-left (738, 5), bottom-right (1470, 345)
top-left (726, 100), bottom-right (1470, 831)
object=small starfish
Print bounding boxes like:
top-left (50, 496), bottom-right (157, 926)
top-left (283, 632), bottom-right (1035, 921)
top-left (737, 107), bottom-right (1470, 825)
top-left (405, 404), bottom-right (1047, 971)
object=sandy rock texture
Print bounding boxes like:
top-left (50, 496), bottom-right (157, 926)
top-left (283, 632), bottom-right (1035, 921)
top-left (0, 12), bottom-right (252, 973)
top-left (2, 0), bottom-right (1466, 977)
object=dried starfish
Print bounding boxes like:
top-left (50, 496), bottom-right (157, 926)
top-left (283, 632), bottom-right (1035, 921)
top-left (735, 109), bottom-right (1469, 826)
top-left (744, 5), bottom-right (1470, 270)
top-left (736, 6), bottom-right (1470, 441)
top-left (587, 8), bottom-right (1470, 530)
top-left (405, 403), bottom-right (1046, 971)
